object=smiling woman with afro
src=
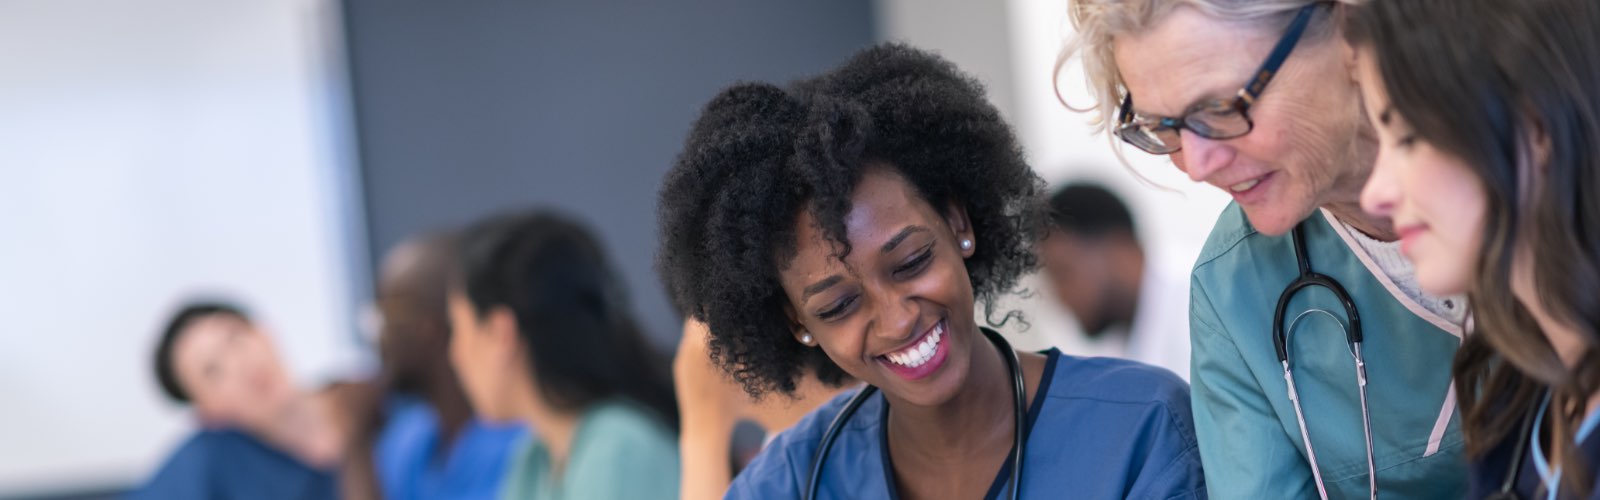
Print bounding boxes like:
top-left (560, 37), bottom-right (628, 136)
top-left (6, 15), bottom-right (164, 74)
top-left (656, 43), bottom-right (1205, 499)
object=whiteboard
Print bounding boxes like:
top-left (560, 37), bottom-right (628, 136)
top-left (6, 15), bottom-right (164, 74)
top-left (0, 0), bottom-right (369, 495)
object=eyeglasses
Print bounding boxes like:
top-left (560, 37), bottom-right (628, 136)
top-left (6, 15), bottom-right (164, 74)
top-left (1116, 3), bottom-right (1322, 155)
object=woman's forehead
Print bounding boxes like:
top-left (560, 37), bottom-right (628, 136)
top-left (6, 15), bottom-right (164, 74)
top-left (1114, 7), bottom-right (1277, 116)
top-left (784, 170), bottom-right (941, 273)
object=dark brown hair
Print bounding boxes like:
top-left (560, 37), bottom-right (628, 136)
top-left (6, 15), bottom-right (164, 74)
top-left (1348, 0), bottom-right (1600, 494)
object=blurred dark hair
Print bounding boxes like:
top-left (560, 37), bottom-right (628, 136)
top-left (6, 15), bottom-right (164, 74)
top-left (154, 301), bottom-right (251, 404)
top-left (1048, 182), bottom-right (1137, 239)
top-left (1348, 0), bottom-right (1600, 494)
top-left (656, 43), bottom-right (1046, 398)
top-left (456, 209), bottom-right (677, 429)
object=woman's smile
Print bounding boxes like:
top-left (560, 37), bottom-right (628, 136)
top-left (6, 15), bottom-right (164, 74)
top-left (877, 319), bottom-right (950, 381)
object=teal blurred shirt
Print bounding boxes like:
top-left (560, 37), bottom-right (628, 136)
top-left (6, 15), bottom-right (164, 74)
top-left (1189, 204), bottom-right (1467, 498)
top-left (499, 400), bottom-right (678, 500)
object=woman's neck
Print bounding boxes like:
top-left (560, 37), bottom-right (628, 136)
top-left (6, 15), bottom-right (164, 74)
top-left (1324, 130), bottom-right (1397, 242)
top-left (516, 389), bottom-right (583, 474)
top-left (1321, 172), bottom-right (1397, 242)
top-left (883, 327), bottom-right (1015, 463)
top-left (1513, 257), bottom-right (1600, 421)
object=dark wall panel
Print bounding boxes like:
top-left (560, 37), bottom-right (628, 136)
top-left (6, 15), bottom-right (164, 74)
top-left (343, 1), bottom-right (877, 344)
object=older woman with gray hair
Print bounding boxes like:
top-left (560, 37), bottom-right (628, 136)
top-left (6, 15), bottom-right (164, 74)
top-left (1060, 1), bottom-right (1468, 498)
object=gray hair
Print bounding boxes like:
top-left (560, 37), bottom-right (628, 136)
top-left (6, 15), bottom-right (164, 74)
top-left (1057, 0), bottom-right (1358, 154)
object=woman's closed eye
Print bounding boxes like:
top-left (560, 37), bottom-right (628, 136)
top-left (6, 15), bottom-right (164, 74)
top-left (817, 295), bottom-right (857, 321)
top-left (894, 247), bottom-right (934, 277)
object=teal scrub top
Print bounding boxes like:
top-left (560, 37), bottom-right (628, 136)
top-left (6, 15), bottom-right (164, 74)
top-left (498, 400), bottom-right (678, 500)
top-left (1189, 204), bottom-right (1466, 499)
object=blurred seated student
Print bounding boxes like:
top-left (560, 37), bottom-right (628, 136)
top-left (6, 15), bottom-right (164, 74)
top-left (345, 231), bottom-right (526, 500)
top-left (132, 301), bottom-right (344, 500)
top-left (447, 210), bottom-right (680, 500)
top-left (1038, 182), bottom-right (1190, 379)
top-left (674, 318), bottom-right (852, 499)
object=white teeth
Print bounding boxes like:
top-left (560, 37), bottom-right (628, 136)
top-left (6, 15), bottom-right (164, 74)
top-left (1229, 178), bottom-right (1260, 193)
top-left (886, 322), bottom-right (944, 369)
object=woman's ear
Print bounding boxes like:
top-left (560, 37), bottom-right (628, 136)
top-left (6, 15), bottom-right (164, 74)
top-left (485, 306), bottom-right (522, 358)
top-left (1515, 116), bottom-right (1554, 209)
top-left (1337, 9), bottom-right (1361, 85)
top-left (1527, 119), bottom-right (1553, 176)
top-left (943, 200), bottom-right (975, 258)
top-left (783, 303), bottom-right (813, 346)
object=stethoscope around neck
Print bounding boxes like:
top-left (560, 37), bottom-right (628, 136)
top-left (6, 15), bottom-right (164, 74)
top-left (1275, 222), bottom-right (1379, 500)
top-left (805, 327), bottom-right (1027, 500)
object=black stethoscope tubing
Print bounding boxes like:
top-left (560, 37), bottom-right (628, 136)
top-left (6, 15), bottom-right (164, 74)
top-left (1273, 223), bottom-right (1364, 361)
top-left (805, 326), bottom-right (1026, 500)
top-left (1486, 391), bottom-right (1547, 500)
top-left (1273, 222), bottom-right (1377, 500)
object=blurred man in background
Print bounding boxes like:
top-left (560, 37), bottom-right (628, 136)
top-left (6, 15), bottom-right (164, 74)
top-left (350, 231), bottom-right (525, 500)
top-left (1039, 183), bottom-right (1191, 380)
top-left (133, 301), bottom-right (344, 500)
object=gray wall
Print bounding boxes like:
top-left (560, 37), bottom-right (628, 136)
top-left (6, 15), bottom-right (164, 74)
top-left (342, 1), bottom-right (877, 344)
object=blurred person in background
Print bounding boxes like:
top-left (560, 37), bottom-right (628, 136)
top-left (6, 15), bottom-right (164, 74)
top-left (132, 301), bottom-right (344, 500)
top-left (658, 43), bottom-right (1203, 499)
top-left (447, 209), bottom-right (679, 500)
top-left (1063, 0), bottom-right (1468, 496)
top-left (673, 317), bottom-right (852, 499)
top-left (1039, 182), bottom-right (1190, 379)
top-left (344, 232), bottom-right (526, 500)
top-left (1348, 0), bottom-right (1600, 497)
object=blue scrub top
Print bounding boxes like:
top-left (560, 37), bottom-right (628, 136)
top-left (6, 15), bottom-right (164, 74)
top-left (127, 429), bottom-right (337, 500)
top-left (727, 348), bottom-right (1206, 499)
top-left (375, 396), bottom-right (525, 500)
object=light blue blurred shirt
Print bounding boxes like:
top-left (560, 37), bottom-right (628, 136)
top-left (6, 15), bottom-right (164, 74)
top-left (376, 396), bottom-right (524, 500)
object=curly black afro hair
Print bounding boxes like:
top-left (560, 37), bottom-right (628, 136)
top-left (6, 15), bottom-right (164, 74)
top-left (656, 43), bottom-right (1047, 398)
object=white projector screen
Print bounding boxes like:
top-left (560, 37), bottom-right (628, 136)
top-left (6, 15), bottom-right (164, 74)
top-left (0, 0), bottom-right (369, 496)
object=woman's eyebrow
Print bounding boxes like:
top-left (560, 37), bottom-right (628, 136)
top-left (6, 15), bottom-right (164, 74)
top-left (880, 225), bottom-right (930, 254)
top-left (801, 275), bottom-right (843, 304)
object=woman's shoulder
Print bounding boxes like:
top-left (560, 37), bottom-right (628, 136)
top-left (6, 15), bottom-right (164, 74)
top-left (756, 387), bottom-right (875, 465)
top-left (581, 400), bottom-right (676, 447)
top-left (562, 401), bottom-right (681, 494)
top-left (727, 387), bottom-right (880, 498)
top-left (1042, 351), bottom-right (1192, 414)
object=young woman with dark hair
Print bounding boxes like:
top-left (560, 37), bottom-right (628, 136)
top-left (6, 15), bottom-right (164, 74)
top-left (1348, 0), bottom-right (1600, 497)
top-left (447, 210), bottom-right (679, 500)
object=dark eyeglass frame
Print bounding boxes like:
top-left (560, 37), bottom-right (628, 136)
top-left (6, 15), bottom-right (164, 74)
top-left (1116, 3), bottom-right (1323, 155)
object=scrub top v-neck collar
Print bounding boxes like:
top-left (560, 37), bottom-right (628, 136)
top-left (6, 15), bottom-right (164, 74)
top-left (1530, 392), bottom-right (1600, 500)
top-left (875, 349), bottom-right (1061, 500)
